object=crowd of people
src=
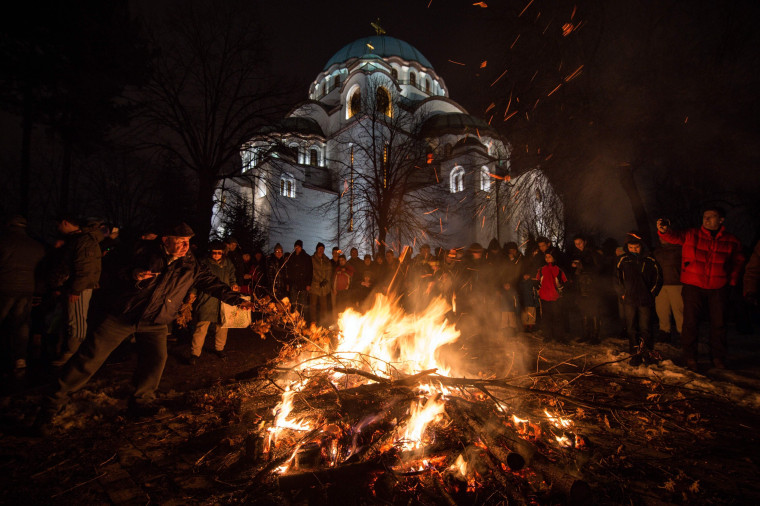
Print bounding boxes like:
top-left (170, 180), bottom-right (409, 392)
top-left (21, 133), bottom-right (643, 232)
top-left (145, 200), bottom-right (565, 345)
top-left (0, 207), bottom-right (758, 434)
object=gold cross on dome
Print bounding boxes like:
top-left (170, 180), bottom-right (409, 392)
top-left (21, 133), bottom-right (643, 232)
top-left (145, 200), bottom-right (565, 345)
top-left (371, 18), bottom-right (386, 35)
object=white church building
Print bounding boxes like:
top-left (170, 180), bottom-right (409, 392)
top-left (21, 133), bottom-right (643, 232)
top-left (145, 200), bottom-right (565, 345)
top-left (218, 35), bottom-right (562, 254)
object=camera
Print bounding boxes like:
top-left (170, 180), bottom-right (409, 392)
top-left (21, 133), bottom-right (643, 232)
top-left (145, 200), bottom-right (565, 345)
top-left (659, 218), bottom-right (671, 228)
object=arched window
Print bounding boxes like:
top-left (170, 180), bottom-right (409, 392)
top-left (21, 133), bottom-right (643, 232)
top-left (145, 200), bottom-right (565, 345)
top-left (309, 148), bottom-right (318, 167)
top-left (480, 166), bottom-right (491, 191)
top-left (333, 74), bottom-right (340, 90)
top-left (391, 68), bottom-right (398, 80)
top-left (450, 166), bottom-right (464, 193)
top-left (409, 72), bottom-right (417, 87)
top-left (426, 79), bottom-right (431, 93)
top-left (376, 86), bottom-right (391, 116)
top-left (288, 144), bottom-right (300, 163)
top-left (321, 82), bottom-right (326, 97)
top-left (280, 173), bottom-right (295, 198)
top-left (444, 143), bottom-right (452, 158)
top-left (349, 88), bottom-right (361, 118)
top-left (242, 149), bottom-right (254, 173)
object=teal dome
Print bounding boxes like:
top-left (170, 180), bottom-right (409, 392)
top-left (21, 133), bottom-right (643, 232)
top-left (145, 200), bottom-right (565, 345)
top-left (323, 35), bottom-right (434, 71)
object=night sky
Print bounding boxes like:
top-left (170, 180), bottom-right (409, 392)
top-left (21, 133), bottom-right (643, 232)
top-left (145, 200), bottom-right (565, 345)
top-left (2, 0), bottom-right (759, 243)
top-left (255, 0), bottom-right (760, 242)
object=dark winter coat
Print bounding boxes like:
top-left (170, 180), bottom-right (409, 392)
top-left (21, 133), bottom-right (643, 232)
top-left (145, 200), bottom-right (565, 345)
top-left (0, 225), bottom-right (46, 295)
top-left (311, 253), bottom-right (333, 297)
top-left (49, 228), bottom-right (103, 295)
top-left (266, 253), bottom-right (288, 299)
top-left (227, 247), bottom-right (246, 285)
top-left (744, 241), bottom-right (760, 296)
top-left (616, 252), bottom-right (663, 307)
top-left (192, 256), bottom-right (237, 323)
top-left (659, 225), bottom-right (744, 290)
top-left (106, 242), bottom-right (245, 325)
top-left (570, 247), bottom-right (603, 297)
top-left (503, 254), bottom-right (523, 289)
top-left (287, 250), bottom-right (312, 291)
top-left (652, 242), bottom-right (682, 286)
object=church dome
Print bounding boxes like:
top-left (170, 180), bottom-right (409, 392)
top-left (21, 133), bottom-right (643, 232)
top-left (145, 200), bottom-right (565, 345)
top-left (323, 35), bottom-right (434, 71)
top-left (420, 112), bottom-right (496, 137)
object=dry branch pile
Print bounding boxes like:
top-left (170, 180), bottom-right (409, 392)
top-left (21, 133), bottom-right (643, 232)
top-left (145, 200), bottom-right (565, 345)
top-left (194, 292), bottom-right (721, 505)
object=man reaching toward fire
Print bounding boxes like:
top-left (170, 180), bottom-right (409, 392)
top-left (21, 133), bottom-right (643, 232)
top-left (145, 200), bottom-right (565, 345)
top-left (33, 223), bottom-right (255, 435)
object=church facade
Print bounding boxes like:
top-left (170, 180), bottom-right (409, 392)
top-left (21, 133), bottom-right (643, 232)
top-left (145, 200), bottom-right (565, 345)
top-left (218, 35), bottom-right (562, 254)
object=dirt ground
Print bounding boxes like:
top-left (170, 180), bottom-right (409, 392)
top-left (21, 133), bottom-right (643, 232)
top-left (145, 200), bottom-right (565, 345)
top-left (1, 320), bottom-right (760, 505)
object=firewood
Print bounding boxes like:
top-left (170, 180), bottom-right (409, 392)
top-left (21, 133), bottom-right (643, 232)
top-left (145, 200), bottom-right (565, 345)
top-left (448, 398), bottom-right (592, 504)
top-left (277, 459), bottom-right (387, 490)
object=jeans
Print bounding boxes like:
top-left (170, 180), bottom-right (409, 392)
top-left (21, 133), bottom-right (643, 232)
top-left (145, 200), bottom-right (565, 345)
top-left (47, 314), bottom-right (168, 408)
top-left (308, 292), bottom-right (329, 326)
top-left (681, 284), bottom-right (729, 361)
top-left (290, 288), bottom-right (309, 318)
top-left (624, 304), bottom-right (653, 352)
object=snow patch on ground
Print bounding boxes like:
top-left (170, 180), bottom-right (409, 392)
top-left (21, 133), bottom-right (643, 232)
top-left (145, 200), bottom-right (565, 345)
top-left (533, 335), bottom-right (760, 410)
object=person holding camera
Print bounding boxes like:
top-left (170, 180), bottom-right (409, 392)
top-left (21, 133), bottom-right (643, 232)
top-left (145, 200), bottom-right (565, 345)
top-left (310, 242), bottom-right (333, 326)
top-left (657, 207), bottom-right (745, 370)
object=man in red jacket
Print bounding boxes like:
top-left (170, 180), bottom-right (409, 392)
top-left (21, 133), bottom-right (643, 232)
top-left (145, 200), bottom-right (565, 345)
top-left (657, 207), bottom-right (745, 370)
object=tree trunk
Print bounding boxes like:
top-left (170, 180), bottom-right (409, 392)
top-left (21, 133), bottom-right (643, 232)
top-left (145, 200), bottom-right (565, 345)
top-left (195, 173), bottom-right (217, 247)
top-left (619, 164), bottom-right (652, 243)
top-left (20, 86), bottom-right (32, 217)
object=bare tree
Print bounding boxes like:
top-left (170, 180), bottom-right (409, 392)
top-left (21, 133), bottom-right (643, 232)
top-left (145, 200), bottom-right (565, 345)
top-left (137, 0), bottom-right (288, 242)
top-left (326, 78), bottom-right (450, 255)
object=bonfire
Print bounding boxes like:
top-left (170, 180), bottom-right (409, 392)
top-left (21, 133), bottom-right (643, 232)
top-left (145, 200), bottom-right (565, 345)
top-left (241, 293), bottom-right (597, 504)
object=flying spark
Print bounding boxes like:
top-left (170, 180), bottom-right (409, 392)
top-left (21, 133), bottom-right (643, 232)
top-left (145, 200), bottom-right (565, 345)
top-left (490, 68), bottom-right (508, 87)
top-left (519, 0), bottom-right (534, 17)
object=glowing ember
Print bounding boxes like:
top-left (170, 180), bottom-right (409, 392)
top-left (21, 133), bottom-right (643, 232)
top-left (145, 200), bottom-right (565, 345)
top-left (544, 409), bottom-right (572, 429)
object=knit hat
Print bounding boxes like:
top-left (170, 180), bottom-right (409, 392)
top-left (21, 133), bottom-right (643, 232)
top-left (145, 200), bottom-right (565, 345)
top-left (316, 242), bottom-right (325, 250)
top-left (273, 243), bottom-right (283, 252)
top-left (294, 239), bottom-right (303, 248)
top-left (163, 222), bottom-right (195, 237)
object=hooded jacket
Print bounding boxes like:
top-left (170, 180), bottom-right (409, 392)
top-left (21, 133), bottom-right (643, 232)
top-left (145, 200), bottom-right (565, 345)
top-left (49, 227), bottom-right (103, 294)
top-left (616, 249), bottom-right (663, 306)
top-left (659, 225), bottom-right (744, 290)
